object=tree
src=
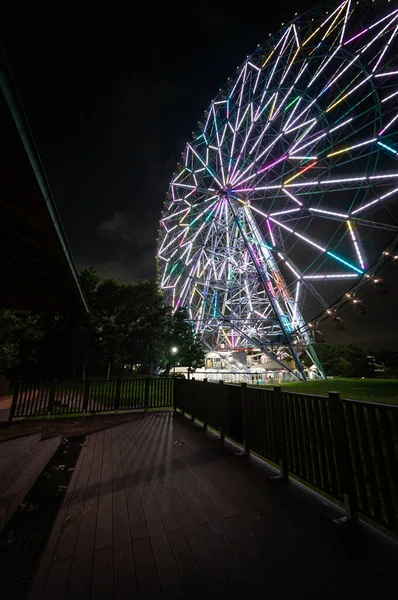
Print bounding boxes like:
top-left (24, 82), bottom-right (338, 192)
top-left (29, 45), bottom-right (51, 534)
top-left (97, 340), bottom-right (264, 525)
top-left (0, 309), bottom-right (44, 379)
top-left (0, 268), bottom-right (206, 380)
top-left (309, 343), bottom-right (370, 377)
top-left (95, 279), bottom-right (125, 379)
top-left (168, 309), bottom-right (205, 372)
top-left (120, 281), bottom-right (170, 376)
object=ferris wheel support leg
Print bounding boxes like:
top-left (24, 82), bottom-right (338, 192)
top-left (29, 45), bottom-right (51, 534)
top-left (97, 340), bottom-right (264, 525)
top-left (305, 346), bottom-right (327, 380)
top-left (288, 342), bottom-right (307, 382)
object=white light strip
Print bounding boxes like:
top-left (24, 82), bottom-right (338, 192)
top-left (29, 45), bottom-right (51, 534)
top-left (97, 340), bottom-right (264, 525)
top-left (375, 71), bottom-right (398, 77)
top-left (351, 187), bottom-right (398, 214)
top-left (372, 23), bottom-right (398, 73)
top-left (382, 90), bottom-right (398, 103)
top-left (285, 261), bottom-right (302, 279)
top-left (270, 208), bottom-right (301, 216)
top-left (347, 220), bottom-right (365, 270)
top-left (270, 217), bottom-right (326, 252)
top-left (303, 274), bottom-right (358, 279)
top-left (310, 207), bottom-right (348, 218)
top-left (282, 188), bottom-right (303, 206)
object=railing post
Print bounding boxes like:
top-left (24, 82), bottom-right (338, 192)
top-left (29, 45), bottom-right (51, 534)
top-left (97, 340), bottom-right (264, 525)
top-left (82, 378), bottom-right (90, 413)
top-left (191, 377), bottom-right (200, 421)
top-left (202, 378), bottom-right (207, 432)
top-left (172, 376), bottom-right (176, 411)
top-left (328, 391), bottom-right (358, 524)
top-left (273, 386), bottom-right (288, 482)
top-left (8, 381), bottom-right (19, 422)
top-left (47, 380), bottom-right (56, 417)
top-left (241, 382), bottom-right (250, 456)
top-left (115, 378), bottom-right (121, 412)
top-left (144, 377), bottom-right (150, 411)
top-left (219, 380), bottom-right (225, 442)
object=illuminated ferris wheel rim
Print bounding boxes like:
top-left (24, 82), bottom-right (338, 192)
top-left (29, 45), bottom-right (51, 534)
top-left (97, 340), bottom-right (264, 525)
top-left (157, 0), bottom-right (398, 356)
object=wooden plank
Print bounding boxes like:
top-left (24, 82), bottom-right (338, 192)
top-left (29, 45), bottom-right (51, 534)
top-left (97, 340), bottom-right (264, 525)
top-left (41, 558), bottom-right (72, 600)
top-left (67, 432), bottom-right (104, 599)
top-left (198, 521), bottom-right (241, 582)
top-left (167, 528), bottom-right (203, 600)
top-left (91, 546), bottom-right (114, 600)
top-left (171, 507), bottom-right (231, 597)
top-left (0, 437), bottom-right (61, 535)
top-left (121, 433), bottom-right (149, 542)
top-left (28, 441), bottom-right (86, 600)
top-left (138, 480), bottom-right (185, 599)
top-left (126, 419), bottom-right (185, 599)
top-left (169, 462), bottom-right (211, 526)
top-left (95, 428), bottom-right (113, 551)
top-left (53, 436), bottom-right (96, 561)
top-left (112, 427), bottom-right (138, 600)
top-left (133, 538), bottom-right (162, 600)
top-left (0, 433), bottom-right (41, 484)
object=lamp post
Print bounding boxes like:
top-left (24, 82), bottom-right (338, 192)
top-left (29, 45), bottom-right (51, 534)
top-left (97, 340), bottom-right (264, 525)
top-left (171, 346), bottom-right (178, 376)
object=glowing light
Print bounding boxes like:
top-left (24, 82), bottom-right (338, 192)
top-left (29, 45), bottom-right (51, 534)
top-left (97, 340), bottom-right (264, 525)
top-left (372, 24), bottom-right (398, 73)
top-left (326, 74), bottom-right (372, 113)
top-left (351, 187), bottom-right (398, 214)
top-left (327, 138), bottom-right (376, 158)
top-left (310, 207), bottom-right (349, 218)
top-left (377, 141), bottom-right (398, 155)
top-left (382, 90), bottom-right (398, 103)
top-left (285, 261), bottom-right (302, 279)
top-left (326, 252), bottom-right (363, 274)
top-left (344, 29), bottom-right (368, 45)
top-left (270, 218), bottom-right (326, 252)
top-left (375, 71), bottom-right (398, 77)
top-left (282, 188), bottom-right (303, 206)
top-left (258, 155), bottom-right (287, 175)
top-left (303, 274), bottom-right (358, 279)
top-left (379, 113), bottom-right (398, 136)
top-left (347, 221), bottom-right (365, 269)
top-left (284, 161), bottom-right (317, 184)
top-left (270, 208), bottom-right (300, 216)
top-left (267, 219), bottom-right (276, 246)
top-left (284, 96), bottom-right (300, 111)
top-left (289, 156), bottom-right (318, 160)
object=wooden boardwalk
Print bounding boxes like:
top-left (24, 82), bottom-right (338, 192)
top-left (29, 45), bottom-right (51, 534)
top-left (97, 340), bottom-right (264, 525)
top-left (29, 413), bottom-right (398, 600)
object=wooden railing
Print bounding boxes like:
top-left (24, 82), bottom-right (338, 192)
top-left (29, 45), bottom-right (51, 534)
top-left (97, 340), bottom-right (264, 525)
top-left (175, 379), bottom-right (398, 536)
top-left (9, 377), bottom-right (174, 419)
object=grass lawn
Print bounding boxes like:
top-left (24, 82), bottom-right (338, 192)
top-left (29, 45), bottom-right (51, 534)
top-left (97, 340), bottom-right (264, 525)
top-left (277, 378), bottom-right (398, 405)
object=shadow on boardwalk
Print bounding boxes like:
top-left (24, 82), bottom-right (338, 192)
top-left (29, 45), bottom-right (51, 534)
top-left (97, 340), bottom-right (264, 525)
top-left (29, 412), bottom-right (398, 600)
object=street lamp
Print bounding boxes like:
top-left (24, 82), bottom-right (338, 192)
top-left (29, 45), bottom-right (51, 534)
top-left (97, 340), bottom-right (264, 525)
top-left (171, 347), bottom-right (178, 375)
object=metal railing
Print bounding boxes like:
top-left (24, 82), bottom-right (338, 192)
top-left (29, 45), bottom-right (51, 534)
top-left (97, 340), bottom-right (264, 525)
top-left (9, 377), bottom-right (174, 419)
top-left (174, 379), bottom-right (398, 536)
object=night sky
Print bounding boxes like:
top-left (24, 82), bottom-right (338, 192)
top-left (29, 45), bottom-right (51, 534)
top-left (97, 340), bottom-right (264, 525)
top-left (2, 1), bottom-right (398, 349)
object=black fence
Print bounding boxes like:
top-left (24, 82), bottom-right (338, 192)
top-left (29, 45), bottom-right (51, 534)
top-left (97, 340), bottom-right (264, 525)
top-left (9, 377), bottom-right (174, 419)
top-left (8, 375), bottom-right (398, 536)
top-left (175, 379), bottom-right (398, 536)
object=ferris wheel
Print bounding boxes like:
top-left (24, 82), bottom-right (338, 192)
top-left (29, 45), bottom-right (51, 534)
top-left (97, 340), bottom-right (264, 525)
top-left (157, 0), bottom-right (398, 380)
